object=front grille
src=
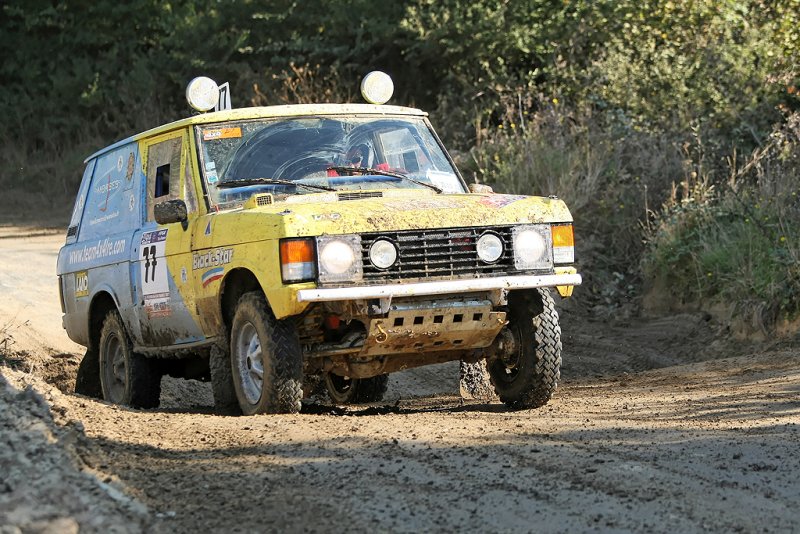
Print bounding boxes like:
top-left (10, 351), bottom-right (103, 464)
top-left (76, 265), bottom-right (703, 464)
top-left (361, 226), bottom-right (517, 282)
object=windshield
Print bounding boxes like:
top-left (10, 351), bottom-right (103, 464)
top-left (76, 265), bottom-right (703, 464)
top-left (195, 115), bottom-right (465, 208)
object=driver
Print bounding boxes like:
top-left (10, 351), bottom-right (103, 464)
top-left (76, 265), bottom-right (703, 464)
top-left (328, 143), bottom-right (374, 176)
top-left (345, 144), bottom-right (370, 167)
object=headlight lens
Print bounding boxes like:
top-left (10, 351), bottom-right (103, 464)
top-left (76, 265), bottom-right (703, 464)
top-left (476, 232), bottom-right (503, 263)
top-left (513, 225), bottom-right (553, 270)
top-left (317, 235), bottom-right (363, 283)
top-left (369, 239), bottom-right (397, 269)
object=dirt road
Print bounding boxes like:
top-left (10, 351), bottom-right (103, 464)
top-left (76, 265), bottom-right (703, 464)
top-left (2, 229), bottom-right (799, 533)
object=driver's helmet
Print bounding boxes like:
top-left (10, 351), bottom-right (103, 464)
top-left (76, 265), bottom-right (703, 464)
top-left (345, 143), bottom-right (370, 167)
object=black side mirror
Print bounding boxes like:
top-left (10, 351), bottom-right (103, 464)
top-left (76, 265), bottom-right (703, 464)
top-left (154, 199), bottom-right (188, 226)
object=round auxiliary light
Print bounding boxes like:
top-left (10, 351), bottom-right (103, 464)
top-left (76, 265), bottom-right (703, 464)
top-left (360, 71), bottom-right (394, 105)
top-left (186, 76), bottom-right (220, 112)
top-left (369, 239), bottom-right (398, 269)
top-left (476, 233), bottom-right (504, 263)
top-left (320, 239), bottom-right (356, 275)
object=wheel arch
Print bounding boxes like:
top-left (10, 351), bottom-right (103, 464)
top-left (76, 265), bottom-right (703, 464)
top-left (74, 290), bottom-right (118, 399)
top-left (87, 290), bottom-right (119, 351)
top-left (508, 287), bottom-right (546, 316)
top-left (218, 268), bottom-right (264, 334)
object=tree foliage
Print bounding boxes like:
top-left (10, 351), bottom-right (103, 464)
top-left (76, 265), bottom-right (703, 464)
top-left (1, 0), bottom-right (797, 314)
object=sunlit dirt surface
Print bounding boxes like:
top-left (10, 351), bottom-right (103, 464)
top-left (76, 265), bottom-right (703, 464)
top-left (1, 229), bottom-right (798, 533)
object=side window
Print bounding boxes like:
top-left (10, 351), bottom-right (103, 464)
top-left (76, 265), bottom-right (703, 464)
top-left (377, 128), bottom-right (427, 172)
top-left (67, 160), bottom-right (96, 242)
top-left (155, 164), bottom-right (171, 198)
top-left (146, 136), bottom-right (182, 221)
top-left (78, 145), bottom-right (140, 240)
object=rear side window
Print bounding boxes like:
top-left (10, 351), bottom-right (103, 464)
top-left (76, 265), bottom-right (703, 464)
top-left (78, 145), bottom-right (141, 241)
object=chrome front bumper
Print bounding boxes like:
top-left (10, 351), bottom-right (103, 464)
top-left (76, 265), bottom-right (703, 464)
top-left (296, 273), bottom-right (582, 302)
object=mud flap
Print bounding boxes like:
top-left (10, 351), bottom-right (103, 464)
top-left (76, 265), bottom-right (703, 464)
top-left (459, 359), bottom-right (496, 401)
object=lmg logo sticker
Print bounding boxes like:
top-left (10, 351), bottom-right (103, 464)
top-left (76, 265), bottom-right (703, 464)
top-left (75, 271), bottom-right (89, 298)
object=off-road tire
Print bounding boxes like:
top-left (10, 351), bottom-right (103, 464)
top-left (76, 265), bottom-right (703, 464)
top-left (209, 337), bottom-right (240, 415)
top-left (75, 347), bottom-right (103, 398)
top-left (324, 373), bottom-right (389, 404)
top-left (98, 310), bottom-right (161, 408)
top-left (459, 359), bottom-right (496, 401)
top-left (230, 292), bottom-right (303, 415)
top-left (488, 288), bottom-right (561, 409)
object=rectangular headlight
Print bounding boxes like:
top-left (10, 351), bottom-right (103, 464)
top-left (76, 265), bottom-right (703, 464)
top-left (316, 235), bottom-right (363, 284)
top-left (513, 225), bottom-right (553, 271)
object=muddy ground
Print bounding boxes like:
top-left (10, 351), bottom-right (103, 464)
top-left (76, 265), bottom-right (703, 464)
top-left (1, 228), bottom-right (799, 533)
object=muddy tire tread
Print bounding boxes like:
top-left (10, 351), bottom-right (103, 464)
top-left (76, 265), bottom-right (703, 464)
top-left (231, 292), bottom-right (303, 415)
top-left (99, 311), bottom-right (161, 409)
top-left (490, 288), bottom-right (561, 409)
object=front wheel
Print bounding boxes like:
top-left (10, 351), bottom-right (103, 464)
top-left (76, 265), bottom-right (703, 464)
top-left (324, 373), bottom-right (389, 404)
top-left (230, 292), bottom-right (303, 415)
top-left (488, 288), bottom-right (561, 409)
top-left (98, 310), bottom-right (161, 408)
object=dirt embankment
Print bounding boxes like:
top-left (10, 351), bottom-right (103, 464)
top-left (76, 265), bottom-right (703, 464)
top-left (1, 229), bottom-right (799, 533)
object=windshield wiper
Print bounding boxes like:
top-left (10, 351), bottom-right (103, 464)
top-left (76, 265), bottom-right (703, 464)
top-left (326, 166), bottom-right (442, 194)
top-left (216, 178), bottom-right (336, 192)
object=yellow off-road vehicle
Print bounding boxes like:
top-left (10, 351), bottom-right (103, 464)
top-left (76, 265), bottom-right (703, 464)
top-left (57, 73), bottom-right (581, 414)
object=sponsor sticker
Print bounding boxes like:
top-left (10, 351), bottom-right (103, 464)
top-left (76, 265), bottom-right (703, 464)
top-left (141, 229), bottom-right (168, 246)
top-left (67, 238), bottom-right (127, 266)
top-left (75, 271), bottom-right (89, 298)
top-left (125, 152), bottom-right (135, 182)
top-left (192, 248), bottom-right (234, 270)
top-left (145, 301), bottom-right (172, 318)
top-left (201, 267), bottom-right (225, 288)
top-left (312, 213), bottom-right (342, 221)
top-left (203, 127), bottom-right (242, 141)
top-left (382, 199), bottom-right (463, 211)
top-left (477, 195), bottom-right (527, 208)
top-left (425, 170), bottom-right (461, 193)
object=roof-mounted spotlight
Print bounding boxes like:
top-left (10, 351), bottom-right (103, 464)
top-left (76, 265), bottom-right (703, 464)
top-left (186, 76), bottom-right (220, 112)
top-left (360, 71), bottom-right (394, 105)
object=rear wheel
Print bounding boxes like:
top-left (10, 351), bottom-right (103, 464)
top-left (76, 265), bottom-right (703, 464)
top-left (98, 310), bottom-right (161, 408)
top-left (230, 292), bottom-right (303, 415)
top-left (324, 373), bottom-right (389, 404)
top-left (488, 288), bottom-right (561, 409)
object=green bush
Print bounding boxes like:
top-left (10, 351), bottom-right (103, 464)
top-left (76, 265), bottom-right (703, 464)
top-left (1, 0), bottom-right (797, 316)
top-left (643, 113), bottom-right (800, 316)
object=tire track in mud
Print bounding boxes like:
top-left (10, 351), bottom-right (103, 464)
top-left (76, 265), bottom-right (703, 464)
top-left (3, 230), bottom-right (800, 533)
